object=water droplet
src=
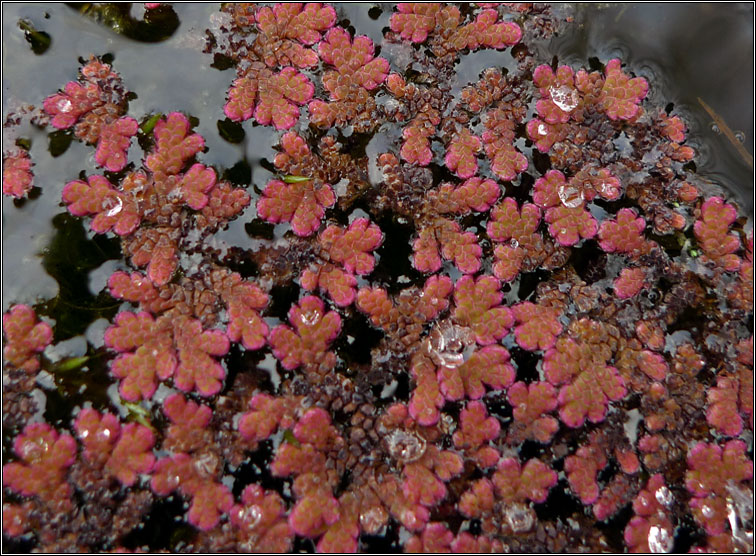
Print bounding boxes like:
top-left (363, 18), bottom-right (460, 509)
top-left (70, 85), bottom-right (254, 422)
top-left (655, 486), bottom-right (673, 507)
top-left (359, 506), bottom-right (387, 533)
top-left (596, 181), bottom-right (620, 199)
top-left (193, 452), bottom-right (218, 477)
top-left (735, 130), bottom-right (746, 143)
top-left (300, 308), bottom-right (322, 326)
top-left (96, 428), bottom-right (112, 442)
top-left (237, 505), bottom-right (262, 530)
top-left (57, 98), bottom-right (73, 113)
top-left (549, 85), bottom-right (579, 113)
top-left (701, 504), bottom-right (714, 518)
top-left (424, 324), bottom-right (474, 368)
top-left (386, 429), bottom-right (426, 463)
top-left (710, 123), bottom-right (721, 134)
top-left (80, 429), bottom-right (90, 439)
top-left (537, 124), bottom-right (548, 136)
top-left (647, 525), bottom-right (673, 553)
top-left (558, 183), bottom-right (584, 208)
top-left (509, 238), bottom-right (519, 249)
top-left (504, 502), bottom-right (534, 533)
top-left (105, 196), bottom-right (123, 217)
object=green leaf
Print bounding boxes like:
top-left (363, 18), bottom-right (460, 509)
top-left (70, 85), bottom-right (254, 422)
top-left (282, 175), bottom-right (311, 184)
top-left (55, 355), bottom-right (90, 372)
top-left (122, 400), bottom-right (154, 430)
top-left (141, 113), bottom-right (163, 135)
top-left (282, 429), bottom-right (301, 447)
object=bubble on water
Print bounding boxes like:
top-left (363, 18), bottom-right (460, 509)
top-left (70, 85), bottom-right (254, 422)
top-left (236, 505), bottom-right (262, 530)
top-left (558, 183), bottom-right (584, 208)
top-left (300, 307), bottom-right (322, 326)
top-left (726, 482), bottom-right (754, 549)
top-left (596, 180), bottom-right (620, 200)
top-left (647, 525), bottom-right (673, 553)
top-left (193, 452), bottom-right (219, 477)
top-left (96, 427), bottom-right (112, 442)
top-left (655, 486), bottom-right (673, 507)
top-left (549, 85), bottom-right (579, 113)
top-left (386, 429), bottom-right (426, 463)
top-left (360, 506), bottom-right (387, 533)
top-left (105, 196), bottom-right (123, 217)
top-left (504, 502), bottom-right (534, 533)
top-left (57, 98), bottom-right (73, 113)
top-left (20, 437), bottom-right (49, 460)
top-left (424, 323), bottom-right (475, 368)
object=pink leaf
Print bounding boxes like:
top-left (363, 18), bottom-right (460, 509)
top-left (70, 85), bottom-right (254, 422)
top-left (492, 457), bottom-right (557, 504)
top-left (409, 355), bottom-right (445, 426)
top-left (507, 381), bottom-right (559, 443)
top-left (257, 178), bottom-right (335, 237)
top-left (320, 218), bottom-right (383, 274)
top-left (145, 112), bottom-right (205, 176)
top-left (441, 345), bottom-right (515, 400)
top-left (390, 4), bottom-right (441, 43)
top-left (107, 423), bottom-right (155, 486)
top-left (401, 124), bottom-right (433, 166)
top-left (173, 318), bottom-right (230, 397)
top-left (288, 493), bottom-right (340, 538)
top-left (599, 59), bottom-right (648, 121)
top-left (466, 9), bottom-right (522, 49)
top-left (487, 198), bottom-right (541, 243)
top-left (187, 481), bottom-right (234, 531)
top-left (3, 423), bottom-right (76, 505)
top-left (565, 447), bottom-right (606, 504)
top-left (255, 67), bottom-right (314, 129)
top-left (511, 302), bottom-right (563, 351)
top-left (43, 81), bottom-right (101, 129)
top-left (74, 409), bottom-right (120, 465)
top-left (224, 77), bottom-right (257, 122)
top-left (2, 305), bottom-right (52, 373)
top-left (178, 163), bottom-right (217, 210)
top-left (268, 296), bottom-right (341, 370)
top-left (685, 440), bottom-right (753, 535)
top-left (545, 205), bottom-right (598, 246)
top-left (614, 268), bottom-right (645, 299)
top-left (693, 196), bottom-right (741, 271)
top-left (706, 377), bottom-right (743, 437)
top-left (222, 275), bottom-right (269, 351)
top-left (94, 116), bottom-right (138, 172)
top-left (453, 400), bottom-right (500, 450)
top-left (492, 244), bottom-right (525, 282)
top-left (2, 150), bottom-right (34, 198)
top-left (104, 312), bottom-right (177, 401)
top-left (62, 175), bottom-right (141, 236)
top-left (445, 129), bottom-right (481, 179)
top-left (301, 265), bottom-right (358, 307)
top-left (557, 366), bottom-right (626, 428)
top-left (319, 28), bottom-right (390, 94)
top-left (532, 169), bottom-right (566, 209)
top-left (598, 208), bottom-right (648, 255)
top-left (452, 275), bottom-right (513, 345)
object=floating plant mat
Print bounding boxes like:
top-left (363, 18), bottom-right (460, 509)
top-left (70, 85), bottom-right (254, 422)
top-left (2, 3), bottom-right (753, 553)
